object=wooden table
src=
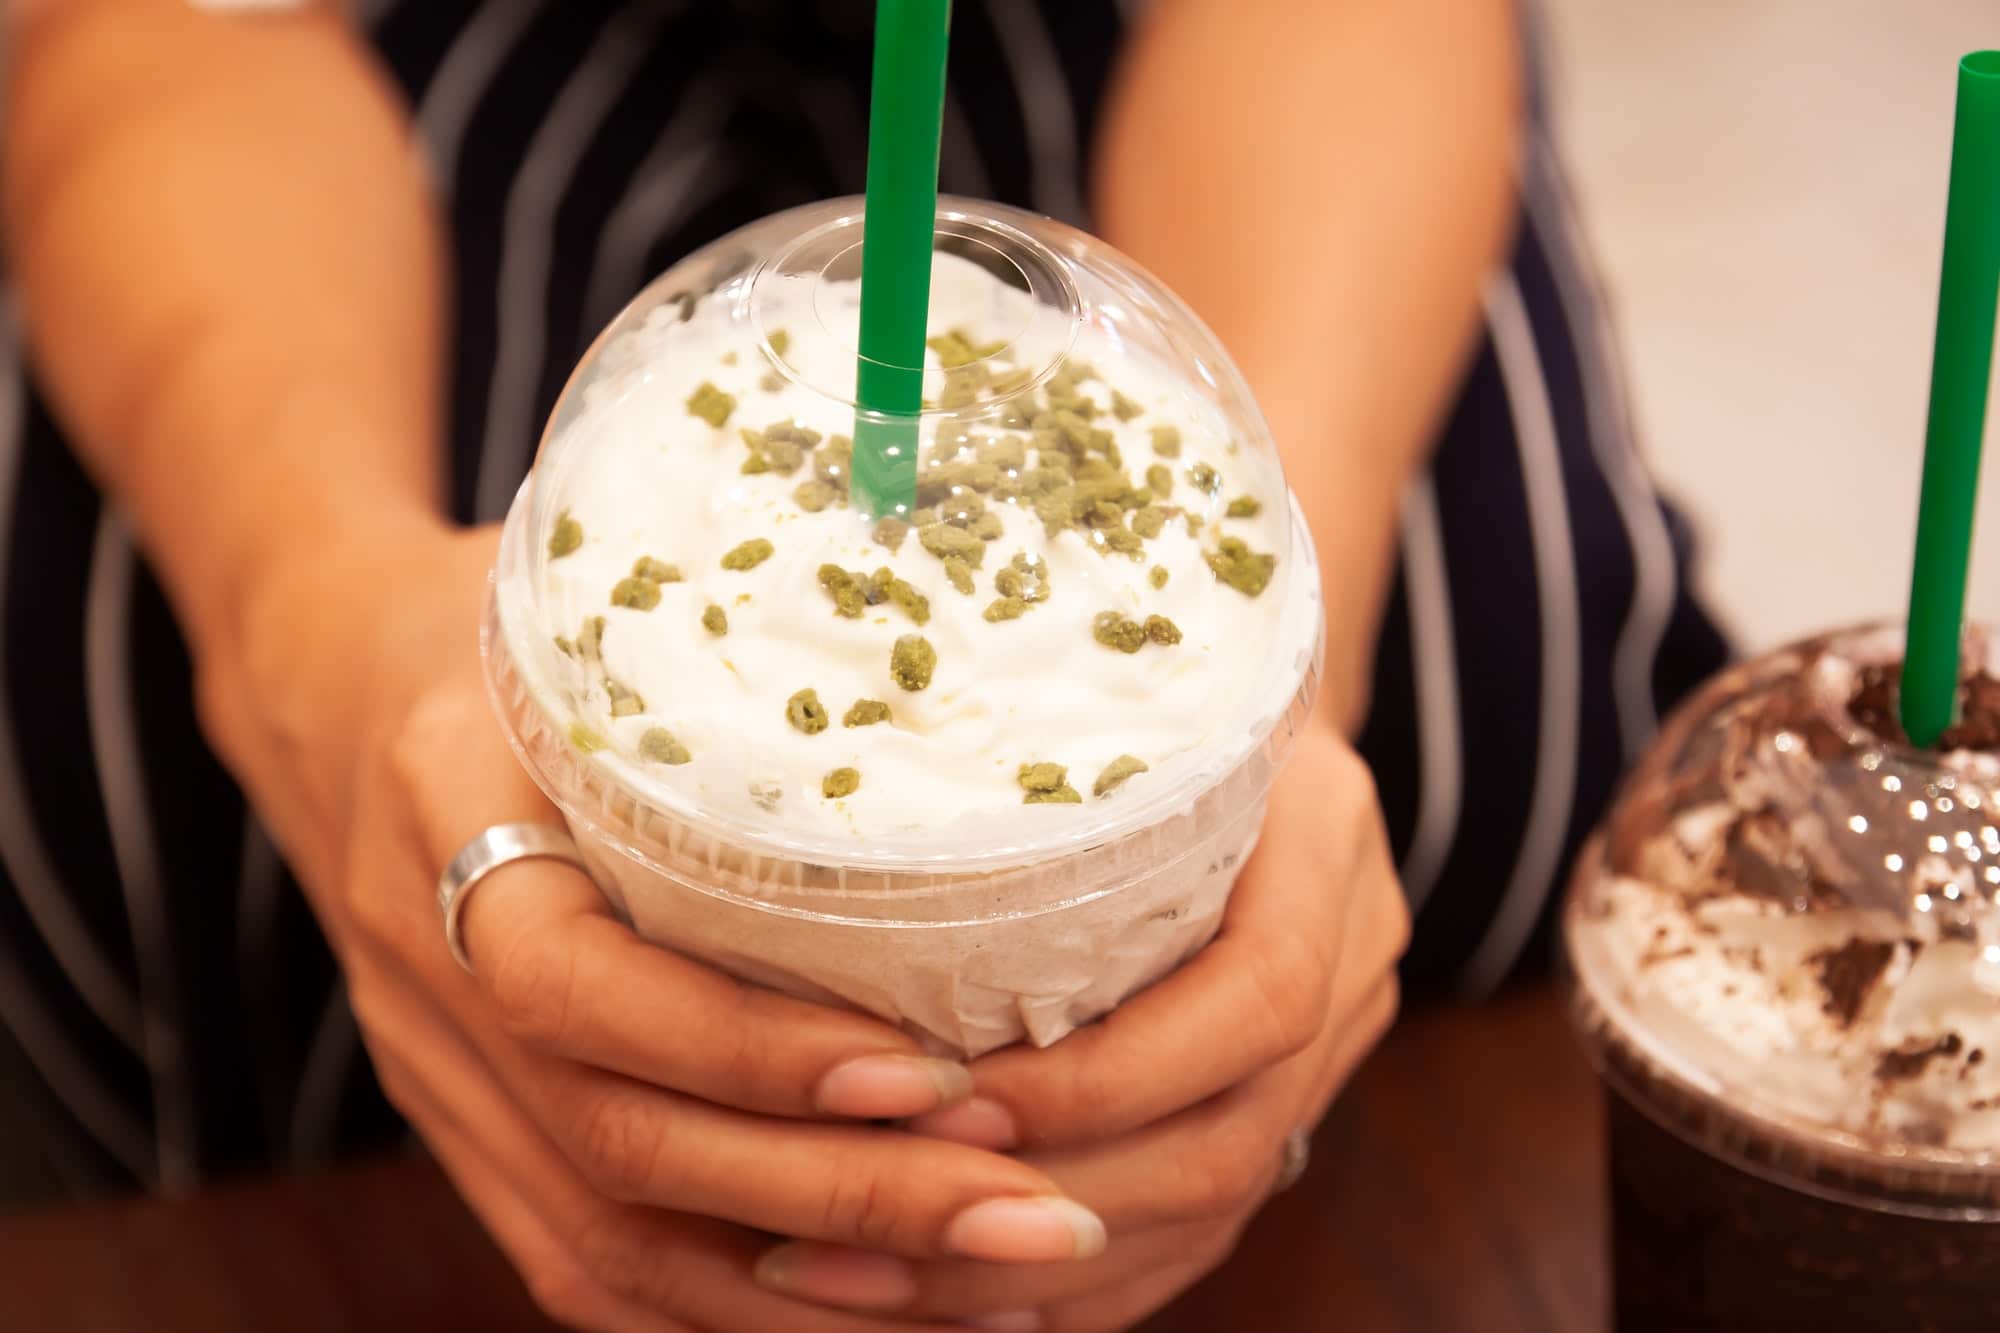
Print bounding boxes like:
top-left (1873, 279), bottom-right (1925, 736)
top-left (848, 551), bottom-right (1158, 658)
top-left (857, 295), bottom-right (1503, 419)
top-left (0, 985), bottom-right (1607, 1332)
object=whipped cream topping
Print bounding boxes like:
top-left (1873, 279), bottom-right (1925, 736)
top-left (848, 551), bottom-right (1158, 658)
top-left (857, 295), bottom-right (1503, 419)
top-left (1571, 628), bottom-right (2000, 1154)
top-left (508, 254), bottom-right (1300, 843)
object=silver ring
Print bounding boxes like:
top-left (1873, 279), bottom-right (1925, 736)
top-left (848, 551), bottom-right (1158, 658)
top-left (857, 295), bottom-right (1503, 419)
top-left (437, 822), bottom-right (588, 974)
top-left (1273, 1127), bottom-right (1312, 1193)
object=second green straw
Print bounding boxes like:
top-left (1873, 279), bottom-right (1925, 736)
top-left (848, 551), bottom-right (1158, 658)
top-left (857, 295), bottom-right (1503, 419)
top-left (1903, 51), bottom-right (2000, 747)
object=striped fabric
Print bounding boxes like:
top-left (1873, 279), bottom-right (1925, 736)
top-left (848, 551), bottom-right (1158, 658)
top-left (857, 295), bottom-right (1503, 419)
top-left (0, 0), bottom-right (1724, 1194)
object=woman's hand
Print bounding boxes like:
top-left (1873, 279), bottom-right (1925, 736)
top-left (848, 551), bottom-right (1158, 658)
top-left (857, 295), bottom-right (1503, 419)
top-left (751, 725), bottom-right (1411, 1331)
top-left (194, 517), bottom-right (1111, 1332)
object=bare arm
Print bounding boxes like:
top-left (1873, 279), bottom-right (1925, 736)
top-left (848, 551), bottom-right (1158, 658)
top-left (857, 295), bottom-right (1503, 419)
top-left (1097, 0), bottom-right (1522, 733)
top-left (5, 0), bottom-right (445, 699)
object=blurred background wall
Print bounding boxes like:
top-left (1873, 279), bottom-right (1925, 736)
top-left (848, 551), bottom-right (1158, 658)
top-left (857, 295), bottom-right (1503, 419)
top-left (1541, 0), bottom-right (2000, 651)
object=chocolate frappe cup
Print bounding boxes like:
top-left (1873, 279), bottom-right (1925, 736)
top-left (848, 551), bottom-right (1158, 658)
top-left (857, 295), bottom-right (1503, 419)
top-left (1564, 623), bottom-right (2000, 1330)
top-left (483, 198), bottom-right (1323, 1057)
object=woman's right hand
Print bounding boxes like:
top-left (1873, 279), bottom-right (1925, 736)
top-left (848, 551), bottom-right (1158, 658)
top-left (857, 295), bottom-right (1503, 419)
top-left (194, 516), bottom-right (1106, 1331)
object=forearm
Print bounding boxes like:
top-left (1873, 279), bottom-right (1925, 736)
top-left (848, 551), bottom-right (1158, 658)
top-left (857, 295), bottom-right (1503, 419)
top-left (1097, 0), bottom-right (1521, 733)
top-left (5, 0), bottom-right (447, 666)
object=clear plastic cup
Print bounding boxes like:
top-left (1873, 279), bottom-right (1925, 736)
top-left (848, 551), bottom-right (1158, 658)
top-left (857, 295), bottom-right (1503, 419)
top-left (483, 198), bottom-right (1324, 1056)
top-left (1563, 623), bottom-right (2000, 1331)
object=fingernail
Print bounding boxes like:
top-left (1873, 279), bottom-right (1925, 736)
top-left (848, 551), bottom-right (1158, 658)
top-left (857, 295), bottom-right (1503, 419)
top-left (944, 1196), bottom-right (1107, 1264)
top-left (908, 1096), bottom-right (1019, 1149)
top-left (816, 1055), bottom-right (972, 1119)
top-left (752, 1242), bottom-right (916, 1310)
top-left (966, 1312), bottom-right (1045, 1331)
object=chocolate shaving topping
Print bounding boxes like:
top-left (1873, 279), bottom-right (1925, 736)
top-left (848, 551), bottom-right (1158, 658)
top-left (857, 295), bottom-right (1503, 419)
top-left (1875, 1032), bottom-right (1964, 1083)
top-left (1808, 937), bottom-right (1896, 1027)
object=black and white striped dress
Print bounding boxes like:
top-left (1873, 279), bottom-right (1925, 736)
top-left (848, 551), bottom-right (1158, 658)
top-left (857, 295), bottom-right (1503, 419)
top-left (0, 0), bottom-right (1727, 1195)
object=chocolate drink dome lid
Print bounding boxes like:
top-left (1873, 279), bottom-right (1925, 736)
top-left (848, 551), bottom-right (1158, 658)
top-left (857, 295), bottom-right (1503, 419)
top-left (1569, 623), bottom-right (2000, 1215)
top-left (1605, 623), bottom-right (2000, 947)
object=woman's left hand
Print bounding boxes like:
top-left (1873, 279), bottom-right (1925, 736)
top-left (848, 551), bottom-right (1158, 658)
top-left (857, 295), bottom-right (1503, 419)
top-left (749, 724), bottom-right (1410, 1330)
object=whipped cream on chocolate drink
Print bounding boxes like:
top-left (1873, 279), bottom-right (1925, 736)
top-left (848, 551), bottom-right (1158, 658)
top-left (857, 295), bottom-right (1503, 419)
top-left (1571, 625), bottom-right (2000, 1160)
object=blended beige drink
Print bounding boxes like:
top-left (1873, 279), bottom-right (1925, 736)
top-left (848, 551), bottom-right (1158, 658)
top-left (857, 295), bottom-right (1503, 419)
top-left (485, 199), bottom-right (1322, 1056)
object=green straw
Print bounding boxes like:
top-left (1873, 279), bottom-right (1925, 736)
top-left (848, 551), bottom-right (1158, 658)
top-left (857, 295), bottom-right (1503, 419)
top-left (850, 0), bottom-right (952, 517)
top-left (1903, 51), bottom-right (2000, 747)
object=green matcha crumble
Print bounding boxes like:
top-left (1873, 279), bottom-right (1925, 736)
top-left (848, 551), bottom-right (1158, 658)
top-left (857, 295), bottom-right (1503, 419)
top-left (832, 564), bottom-right (929, 621)
top-left (609, 576), bottom-right (662, 611)
top-left (577, 615), bottom-right (606, 662)
top-left (605, 678), bottom-right (645, 718)
top-left (1130, 505), bottom-right (1167, 540)
top-left (942, 557), bottom-right (975, 596)
top-left (919, 521), bottom-right (986, 568)
top-left (740, 419), bottom-right (819, 475)
top-left (760, 371), bottom-right (786, 393)
top-left (822, 767), bottom-right (861, 799)
top-left (993, 552), bottom-right (1050, 603)
top-left (568, 721), bottom-right (606, 753)
top-left (1092, 611), bottom-right (1149, 654)
top-left (1018, 762), bottom-right (1082, 804)
top-left (553, 635), bottom-right (576, 657)
top-left (1110, 389), bottom-right (1144, 421)
top-left (1187, 462), bottom-right (1221, 494)
top-left (701, 604), bottom-right (727, 636)
top-left (786, 687), bottom-right (829, 735)
top-left (937, 489), bottom-right (986, 525)
top-left (1206, 535), bottom-right (1278, 598)
top-left (631, 556), bottom-right (682, 583)
top-left (687, 381), bottom-right (736, 428)
top-left (983, 596), bottom-right (1028, 622)
top-left (873, 568), bottom-right (930, 624)
top-left (872, 516), bottom-right (909, 553)
top-left (1150, 425), bottom-right (1183, 458)
top-left (814, 435), bottom-right (853, 490)
top-left (818, 565), bottom-right (867, 619)
top-left (1144, 614), bottom-right (1183, 646)
top-left (843, 699), bottom-right (892, 727)
top-left (721, 538), bottom-right (774, 571)
top-left (890, 634), bottom-right (936, 691)
top-left (1145, 464), bottom-right (1174, 500)
top-left (1093, 754), bottom-right (1149, 797)
top-left (1097, 524), bottom-right (1145, 559)
top-left (978, 435), bottom-right (1027, 471)
top-left (638, 727), bottom-right (691, 765)
top-left (939, 364), bottom-right (988, 410)
top-left (1226, 496), bottom-right (1262, 519)
top-left (548, 509), bottom-right (583, 558)
top-left (926, 328), bottom-right (1005, 368)
top-left (970, 511), bottom-right (1005, 541)
top-left (793, 479), bottom-right (839, 512)
top-left (1150, 565), bottom-right (1169, 590)
top-left (768, 328), bottom-right (791, 358)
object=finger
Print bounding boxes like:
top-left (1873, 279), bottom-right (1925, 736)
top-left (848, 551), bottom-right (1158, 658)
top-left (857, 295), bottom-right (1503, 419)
top-left (756, 1216), bottom-right (1223, 1323)
top-left (1023, 968), bottom-right (1397, 1233)
top-left (913, 735), bottom-right (1407, 1150)
top-left (506, 1047), bottom-right (1108, 1264)
top-left (366, 960), bottom-right (977, 1333)
top-left (391, 680), bottom-right (972, 1121)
